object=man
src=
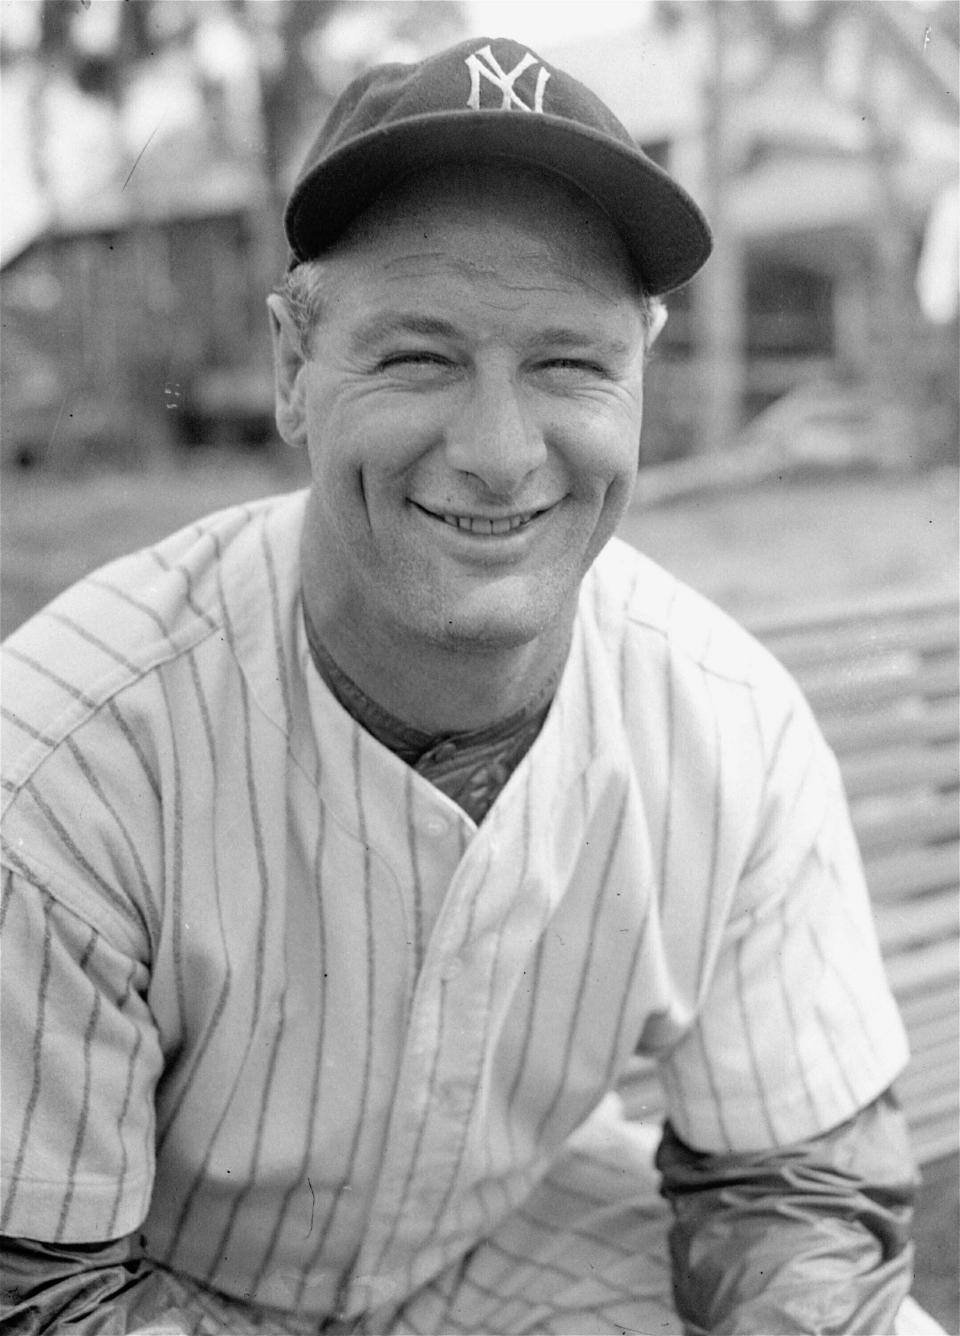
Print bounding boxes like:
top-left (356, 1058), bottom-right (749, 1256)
top-left (0, 36), bottom-right (941, 1336)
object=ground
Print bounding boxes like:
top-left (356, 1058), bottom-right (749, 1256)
top-left (2, 457), bottom-right (958, 1329)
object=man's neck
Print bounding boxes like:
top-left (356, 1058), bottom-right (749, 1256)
top-left (301, 597), bottom-right (574, 735)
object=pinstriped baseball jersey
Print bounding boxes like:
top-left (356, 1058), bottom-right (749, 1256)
top-left (1, 488), bottom-right (908, 1323)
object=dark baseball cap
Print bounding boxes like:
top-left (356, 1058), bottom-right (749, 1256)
top-left (284, 36), bottom-right (711, 296)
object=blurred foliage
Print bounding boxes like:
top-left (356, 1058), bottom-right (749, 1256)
top-left (655, 0), bottom-right (960, 48)
top-left (3, 0), bottom-right (468, 198)
top-left (0, 0), bottom-right (470, 470)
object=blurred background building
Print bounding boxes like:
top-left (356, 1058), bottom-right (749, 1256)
top-left (1, 0), bottom-right (957, 473)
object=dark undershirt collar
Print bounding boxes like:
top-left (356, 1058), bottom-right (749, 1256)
top-left (301, 602), bottom-right (558, 823)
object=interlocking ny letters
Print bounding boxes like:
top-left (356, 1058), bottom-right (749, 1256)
top-left (464, 45), bottom-right (551, 112)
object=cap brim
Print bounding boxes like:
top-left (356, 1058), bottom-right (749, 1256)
top-left (285, 110), bottom-right (711, 295)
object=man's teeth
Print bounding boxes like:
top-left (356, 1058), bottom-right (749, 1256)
top-left (441, 512), bottom-right (534, 534)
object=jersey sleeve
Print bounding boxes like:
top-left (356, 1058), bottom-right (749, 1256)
top-left (657, 692), bottom-right (910, 1154)
top-left (0, 867), bottom-right (164, 1241)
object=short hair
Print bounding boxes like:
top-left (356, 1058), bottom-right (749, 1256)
top-left (274, 261), bottom-right (331, 359)
top-left (275, 257), bottom-right (662, 357)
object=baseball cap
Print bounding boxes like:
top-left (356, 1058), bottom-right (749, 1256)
top-left (284, 36), bottom-right (711, 296)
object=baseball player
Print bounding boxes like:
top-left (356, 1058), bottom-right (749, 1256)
top-left (0, 36), bottom-right (943, 1336)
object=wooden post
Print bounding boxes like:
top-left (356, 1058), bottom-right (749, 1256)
top-left (694, 0), bottom-right (746, 454)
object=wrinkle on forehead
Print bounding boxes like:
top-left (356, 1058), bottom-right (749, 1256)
top-left (331, 161), bottom-right (639, 302)
top-left (375, 248), bottom-right (629, 309)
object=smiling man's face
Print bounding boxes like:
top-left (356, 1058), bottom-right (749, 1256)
top-left (275, 163), bottom-right (649, 662)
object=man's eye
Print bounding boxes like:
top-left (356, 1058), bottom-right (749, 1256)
top-left (541, 358), bottom-right (609, 378)
top-left (379, 352), bottom-right (452, 373)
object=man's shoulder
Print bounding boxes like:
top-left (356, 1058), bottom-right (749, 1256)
top-left (2, 489), bottom-right (308, 790)
top-left (585, 536), bottom-right (791, 693)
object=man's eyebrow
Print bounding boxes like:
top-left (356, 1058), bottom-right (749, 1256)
top-left (348, 315), bottom-right (637, 361)
top-left (533, 327), bottom-right (635, 359)
top-left (349, 313), bottom-right (461, 352)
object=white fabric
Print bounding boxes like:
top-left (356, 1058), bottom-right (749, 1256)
top-left (895, 1295), bottom-right (949, 1336)
top-left (1, 489), bottom-right (909, 1326)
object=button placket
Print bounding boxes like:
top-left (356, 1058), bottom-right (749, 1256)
top-left (346, 848), bottom-right (494, 1293)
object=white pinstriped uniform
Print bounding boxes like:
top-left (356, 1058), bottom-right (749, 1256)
top-left (1, 489), bottom-right (908, 1334)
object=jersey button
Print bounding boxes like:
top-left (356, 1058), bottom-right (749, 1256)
top-left (423, 813), bottom-right (449, 838)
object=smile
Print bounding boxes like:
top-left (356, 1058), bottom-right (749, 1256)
top-left (414, 503), bottom-right (549, 535)
top-left (442, 511), bottom-right (535, 535)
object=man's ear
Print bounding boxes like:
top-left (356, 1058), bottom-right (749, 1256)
top-left (645, 299), bottom-right (668, 351)
top-left (266, 294), bottom-right (308, 449)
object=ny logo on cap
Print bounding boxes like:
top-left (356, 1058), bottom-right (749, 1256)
top-left (464, 44), bottom-right (551, 113)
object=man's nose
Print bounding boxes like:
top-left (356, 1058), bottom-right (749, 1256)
top-left (444, 374), bottom-right (547, 496)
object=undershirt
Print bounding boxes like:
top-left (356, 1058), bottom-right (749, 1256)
top-left (301, 601), bottom-right (556, 824)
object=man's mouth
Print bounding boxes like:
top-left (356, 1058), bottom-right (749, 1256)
top-left (414, 503), bottom-right (549, 535)
top-left (441, 511), bottom-right (536, 535)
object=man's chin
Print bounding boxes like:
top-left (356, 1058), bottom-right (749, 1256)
top-left (428, 613), bottom-right (544, 654)
top-left (421, 587), bottom-right (576, 656)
